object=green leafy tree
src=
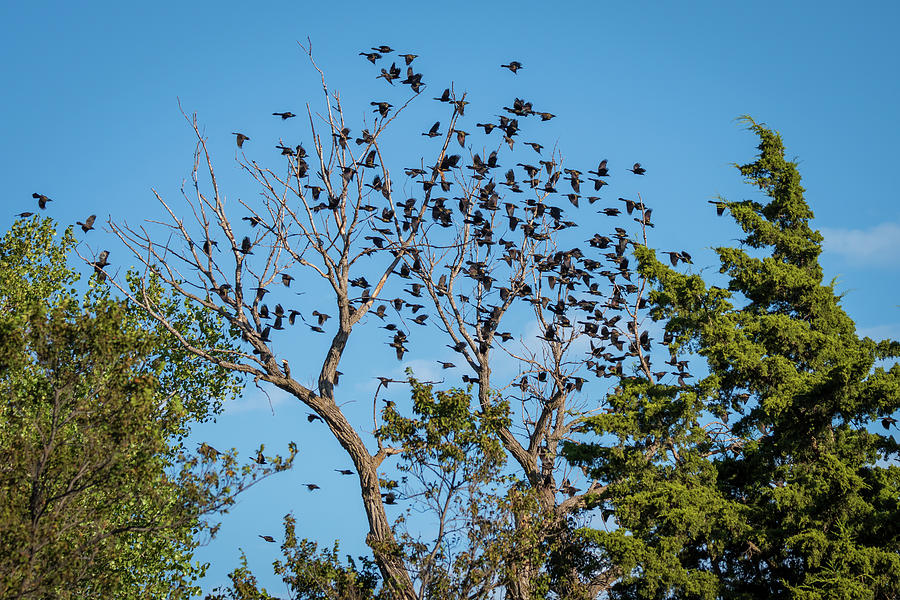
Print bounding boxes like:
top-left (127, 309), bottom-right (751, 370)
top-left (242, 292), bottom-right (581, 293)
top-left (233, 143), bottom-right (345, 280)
top-left (205, 514), bottom-right (382, 600)
top-left (564, 118), bottom-right (900, 599)
top-left (0, 218), bottom-right (295, 599)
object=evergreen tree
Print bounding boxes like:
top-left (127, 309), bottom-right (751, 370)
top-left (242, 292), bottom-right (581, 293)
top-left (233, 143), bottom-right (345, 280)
top-left (565, 118), bottom-right (900, 599)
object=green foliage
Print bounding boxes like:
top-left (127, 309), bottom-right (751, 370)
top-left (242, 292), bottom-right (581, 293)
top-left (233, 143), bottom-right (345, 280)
top-left (0, 218), bottom-right (296, 599)
top-left (566, 118), bottom-right (900, 598)
top-left (210, 379), bottom-right (558, 600)
top-left (204, 514), bottom-right (381, 600)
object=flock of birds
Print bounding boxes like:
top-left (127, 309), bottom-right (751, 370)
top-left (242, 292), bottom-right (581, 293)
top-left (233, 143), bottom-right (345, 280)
top-left (18, 194), bottom-right (109, 279)
top-left (16, 45), bottom-right (716, 546)
top-left (210, 46), bottom-right (708, 543)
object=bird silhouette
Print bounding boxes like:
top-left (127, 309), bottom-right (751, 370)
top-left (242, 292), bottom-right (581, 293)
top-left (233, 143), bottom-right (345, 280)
top-left (32, 193), bottom-right (52, 209)
top-left (422, 121), bottom-right (441, 138)
top-left (91, 251), bottom-right (110, 281)
top-left (371, 102), bottom-right (393, 118)
top-left (259, 535), bottom-right (276, 543)
top-left (77, 215), bottom-right (96, 232)
top-left (272, 111), bottom-right (296, 119)
top-left (628, 162), bottom-right (646, 175)
top-left (501, 61), bottom-right (523, 73)
top-left (232, 132), bottom-right (249, 148)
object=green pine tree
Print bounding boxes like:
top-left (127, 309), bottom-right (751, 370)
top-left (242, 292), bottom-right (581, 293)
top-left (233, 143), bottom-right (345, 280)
top-left (565, 117), bottom-right (900, 599)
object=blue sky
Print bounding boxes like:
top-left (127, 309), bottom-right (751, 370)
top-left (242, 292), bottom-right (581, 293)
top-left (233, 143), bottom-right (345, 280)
top-left (2, 1), bottom-right (899, 595)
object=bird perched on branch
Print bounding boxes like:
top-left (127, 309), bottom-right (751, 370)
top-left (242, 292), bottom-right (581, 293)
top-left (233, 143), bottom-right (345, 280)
top-left (91, 251), bottom-right (110, 281)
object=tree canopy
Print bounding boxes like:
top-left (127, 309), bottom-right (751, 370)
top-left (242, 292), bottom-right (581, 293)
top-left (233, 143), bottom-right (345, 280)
top-left (563, 117), bottom-right (900, 599)
top-left (0, 218), bottom-right (294, 599)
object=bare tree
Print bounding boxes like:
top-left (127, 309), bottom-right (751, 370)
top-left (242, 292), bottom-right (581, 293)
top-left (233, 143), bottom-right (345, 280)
top-left (104, 41), bottom-right (684, 599)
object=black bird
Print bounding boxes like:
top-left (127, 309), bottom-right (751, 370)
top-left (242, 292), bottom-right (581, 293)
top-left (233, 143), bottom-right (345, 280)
top-left (455, 129), bottom-right (468, 147)
top-left (434, 88), bottom-right (450, 102)
top-left (272, 111), bottom-right (296, 119)
top-left (77, 214), bottom-right (96, 232)
top-left (707, 200), bottom-right (727, 216)
top-left (628, 162), bottom-right (646, 175)
top-left (501, 61), bottom-right (523, 73)
top-left (307, 413), bottom-right (323, 422)
top-left (17, 212), bottom-right (34, 217)
top-left (359, 51), bottom-right (381, 63)
top-left (232, 132), bottom-right (250, 148)
top-left (398, 53), bottom-right (417, 65)
top-left (304, 483), bottom-right (321, 491)
top-left (32, 193), bottom-right (52, 209)
top-left (259, 535), bottom-right (276, 543)
top-left (91, 250), bottom-right (110, 281)
top-left (372, 45), bottom-right (394, 53)
top-left (335, 469), bottom-right (354, 475)
top-left (371, 102), bottom-right (393, 118)
top-left (377, 62), bottom-right (401, 84)
top-left (239, 236), bottom-right (253, 255)
top-left (422, 121), bottom-right (441, 137)
top-left (589, 159), bottom-right (609, 177)
top-left (438, 154), bottom-right (461, 172)
top-left (281, 273), bottom-right (294, 287)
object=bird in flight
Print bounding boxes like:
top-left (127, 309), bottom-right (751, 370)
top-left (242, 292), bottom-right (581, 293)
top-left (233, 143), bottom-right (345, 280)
top-left (259, 535), bottom-right (276, 543)
top-left (77, 215), bottom-right (96, 232)
top-left (232, 132), bottom-right (249, 148)
top-left (628, 162), bottom-right (646, 175)
top-left (32, 193), bottom-right (52, 209)
top-left (422, 121), bottom-right (441, 138)
top-left (501, 61), bottom-right (523, 73)
top-left (272, 111), bottom-right (296, 119)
